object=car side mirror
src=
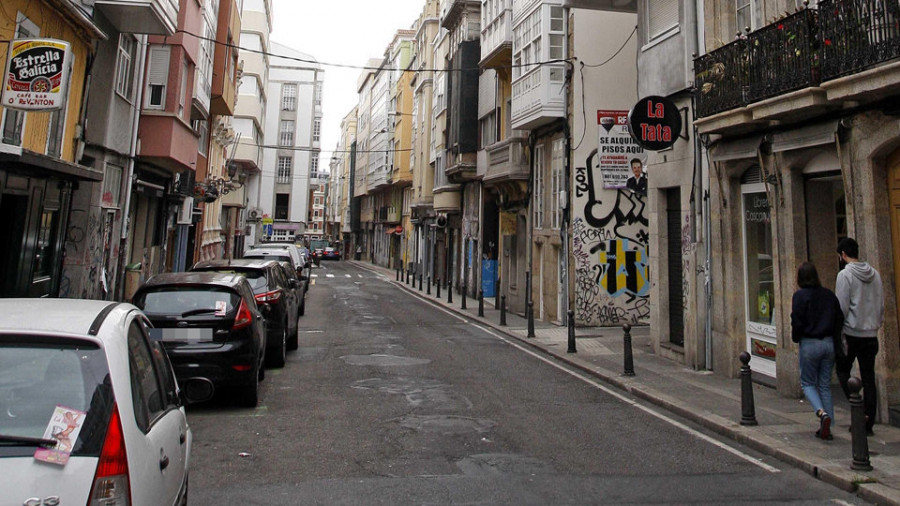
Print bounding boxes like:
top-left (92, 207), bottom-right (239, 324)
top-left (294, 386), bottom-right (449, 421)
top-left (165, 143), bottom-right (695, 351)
top-left (290, 279), bottom-right (298, 288)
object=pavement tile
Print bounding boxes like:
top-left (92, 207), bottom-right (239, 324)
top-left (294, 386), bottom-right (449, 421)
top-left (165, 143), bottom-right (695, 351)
top-left (354, 261), bottom-right (900, 505)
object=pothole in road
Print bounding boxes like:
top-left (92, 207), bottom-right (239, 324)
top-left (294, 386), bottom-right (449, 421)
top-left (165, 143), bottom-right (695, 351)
top-left (340, 354), bottom-right (431, 367)
top-left (456, 453), bottom-right (556, 476)
top-left (398, 415), bottom-right (496, 435)
top-left (351, 377), bottom-right (473, 409)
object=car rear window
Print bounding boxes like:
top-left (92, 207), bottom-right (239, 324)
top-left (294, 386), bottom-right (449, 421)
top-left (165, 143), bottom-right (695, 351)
top-left (193, 269), bottom-right (268, 292)
top-left (135, 287), bottom-right (241, 315)
top-left (0, 336), bottom-right (113, 459)
top-left (245, 253), bottom-right (292, 264)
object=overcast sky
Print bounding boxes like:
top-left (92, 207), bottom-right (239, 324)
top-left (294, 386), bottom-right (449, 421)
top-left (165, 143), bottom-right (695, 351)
top-left (270, 1), bottom-right (428, 170)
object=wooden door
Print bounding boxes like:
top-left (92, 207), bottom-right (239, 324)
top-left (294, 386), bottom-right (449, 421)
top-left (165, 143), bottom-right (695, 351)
top-left (888, 150), bottom-right (900, 348)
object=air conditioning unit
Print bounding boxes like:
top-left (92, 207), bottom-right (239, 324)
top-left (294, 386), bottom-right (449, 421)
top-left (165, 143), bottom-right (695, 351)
top-left (247, 207), bottom-right (262, 221)
top-left (177, 197), bottom-right (194, 225)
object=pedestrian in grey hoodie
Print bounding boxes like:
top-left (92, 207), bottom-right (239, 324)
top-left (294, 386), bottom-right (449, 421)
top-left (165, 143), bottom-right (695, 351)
top-left (834, 237), bottom-right (884, 435)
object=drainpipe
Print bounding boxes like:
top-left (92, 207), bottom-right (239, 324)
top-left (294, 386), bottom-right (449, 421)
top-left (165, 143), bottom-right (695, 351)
top-left (116, 34), bottom-right (148, 302)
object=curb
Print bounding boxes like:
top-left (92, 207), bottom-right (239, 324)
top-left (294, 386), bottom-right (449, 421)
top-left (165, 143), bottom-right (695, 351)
top-left (358, 263), bottom-right (900, 506)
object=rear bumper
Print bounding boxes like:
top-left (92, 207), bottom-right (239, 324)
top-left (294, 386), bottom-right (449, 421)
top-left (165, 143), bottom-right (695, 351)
top-left (166, 341), bottom-right (258, 388)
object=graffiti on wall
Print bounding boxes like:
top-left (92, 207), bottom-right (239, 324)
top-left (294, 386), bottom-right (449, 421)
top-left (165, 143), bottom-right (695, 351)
top-left (573, 148), bottom-right (650, 326)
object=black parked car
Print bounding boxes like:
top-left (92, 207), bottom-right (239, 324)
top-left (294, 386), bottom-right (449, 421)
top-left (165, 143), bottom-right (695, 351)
top-left (132, 271), bottom-right (266, 407)
top-left (192, 259), bottom-right (299, 367)
top-left (278, 260), bottom-right (307, 322)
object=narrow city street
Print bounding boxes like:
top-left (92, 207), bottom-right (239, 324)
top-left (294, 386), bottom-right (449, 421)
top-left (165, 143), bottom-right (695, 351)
top-left (185, 261), bottom-right (865, 505)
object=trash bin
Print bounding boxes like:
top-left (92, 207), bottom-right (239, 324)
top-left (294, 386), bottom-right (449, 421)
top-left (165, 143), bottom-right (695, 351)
top-left (124, 262), bottom-right (142, 301)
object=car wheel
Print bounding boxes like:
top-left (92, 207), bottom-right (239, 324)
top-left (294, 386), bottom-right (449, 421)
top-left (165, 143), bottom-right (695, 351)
top-left (266, 327), bottom-right (286, 368)
top-left (240, 365), bottom-right (260, 407)
top-left (287, 317), bottom-right (299, 351)
top-left (298, 296), bottom-right (306, 317)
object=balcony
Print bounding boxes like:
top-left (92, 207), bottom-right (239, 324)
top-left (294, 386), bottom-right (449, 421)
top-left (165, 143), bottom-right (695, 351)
top-left (481, 8), bottom-right (513, 68)
top-left (694, 3), bottom-right (900, 120)
top-left (511, 64), bottom-right (566, 130)
top-left (441, 0), bottom-right (481, 29)
top-left (481, 136), bottom-right (529, 184)
top-left (94, 0), bottom-right (179, 35)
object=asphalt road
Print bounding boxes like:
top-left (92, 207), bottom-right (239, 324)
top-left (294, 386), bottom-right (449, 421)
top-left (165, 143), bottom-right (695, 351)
top-left (186, 260), bottom-right (867, 505)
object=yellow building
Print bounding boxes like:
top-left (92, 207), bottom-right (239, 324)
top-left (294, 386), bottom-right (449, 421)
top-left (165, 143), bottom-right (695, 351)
top-left (0, 1), bottom-right (104, 297)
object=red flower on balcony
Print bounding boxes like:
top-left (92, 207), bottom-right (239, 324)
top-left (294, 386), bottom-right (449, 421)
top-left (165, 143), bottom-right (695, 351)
top-left (777, 24), bottom-right (784, 30)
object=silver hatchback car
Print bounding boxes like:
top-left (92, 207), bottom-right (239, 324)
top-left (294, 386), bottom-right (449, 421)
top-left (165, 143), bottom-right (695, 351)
top-left (0, 299), bottom-right (212, 506)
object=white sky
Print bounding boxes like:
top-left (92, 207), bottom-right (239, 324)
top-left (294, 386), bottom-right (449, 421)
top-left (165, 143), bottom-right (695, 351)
top-left (270, 1), bottom-right (428, 170)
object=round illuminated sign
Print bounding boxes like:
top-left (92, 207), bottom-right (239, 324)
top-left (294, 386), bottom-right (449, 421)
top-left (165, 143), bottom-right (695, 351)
top-left (628, 96), bottom-right (682, 151)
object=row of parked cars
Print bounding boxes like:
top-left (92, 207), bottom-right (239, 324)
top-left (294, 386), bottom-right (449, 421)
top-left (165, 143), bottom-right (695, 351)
top-left (0, 243), bottom-right (313, 505)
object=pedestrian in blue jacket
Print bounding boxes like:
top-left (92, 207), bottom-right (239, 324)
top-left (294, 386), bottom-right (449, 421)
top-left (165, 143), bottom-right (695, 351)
top-left (791, 261), bottom-right (844, 440)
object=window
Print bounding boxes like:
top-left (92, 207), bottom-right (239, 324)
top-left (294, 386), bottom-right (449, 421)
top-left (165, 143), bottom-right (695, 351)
top-left (2, 14), bottom-right (38, 147)
top-left (178, 61), bottom-right (188, 118)
top-left (279, 120), bottom-right (294, 146)
top-left (146, 45), bottom-right (170, 109)
top-left (115, 34), bottom-right (137, 101)
top-left (533, 144), bottom-right (544, 229)
top-left (647, 0), bottom-right (679, 40)
top-left (32, 209), bottom-right (59, 278)
top-left (311, 156), bottom-right (319, 173)
top-left (194, 119), bottom-right (209, 156)
top-left (551, 138), bottom-right (564, 229)
top-left (102, 163), bottom-right (123, 207)
top-left (315, 81), bottom-right (323, 106)
top-left (735, 0), bottom-right (754, 33)
top-left (313, 119), bottom-right (321, 142)
top-left (282, 83), bottom-right (296, 111)
top-left (277, 156), bottom-right (292, 183)
top-left (480, 112), bottom-right (497, 148)
top-left (128, 321), bottom-right (165, 432)
top-left (275, 193), bottom-right (289, 220)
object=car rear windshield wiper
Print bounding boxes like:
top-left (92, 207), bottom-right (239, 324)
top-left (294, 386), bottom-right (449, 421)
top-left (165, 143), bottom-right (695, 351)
top-left (0, 434), bottom-right (58, 448)
top-left (181, 308), bottom-right (222, 317)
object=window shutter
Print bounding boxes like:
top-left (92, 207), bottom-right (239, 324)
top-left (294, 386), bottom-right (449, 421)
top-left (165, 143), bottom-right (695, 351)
top-left (648, 0), bottom-right (678, 39)
top-left (146, 45), bottom-right (170, 108)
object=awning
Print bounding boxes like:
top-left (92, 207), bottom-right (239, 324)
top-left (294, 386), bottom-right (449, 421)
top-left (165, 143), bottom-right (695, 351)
top-left (0, 149), bottom-right (103, 181)
top-left (709, 135), bottom-right (764, 162)
top-left (770, 120), bottom-right (840, 153)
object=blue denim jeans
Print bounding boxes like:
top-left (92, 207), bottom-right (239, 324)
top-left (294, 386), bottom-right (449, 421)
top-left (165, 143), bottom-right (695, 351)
top-left (799, 338), bottom-right (835, 420)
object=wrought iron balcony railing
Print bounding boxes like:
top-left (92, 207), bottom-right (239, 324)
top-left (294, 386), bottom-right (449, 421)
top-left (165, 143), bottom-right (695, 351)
top-left (819, 0), bottom-right (900, 80)
top-left (695, 2), bottom-right (900, 118)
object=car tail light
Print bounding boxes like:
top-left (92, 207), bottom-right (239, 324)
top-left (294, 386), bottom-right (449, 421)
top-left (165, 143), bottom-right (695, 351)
top-left (255, 289), bottom-right (282, 304)
top-left (233, 299), bottom-right (253, 330)
top-left (89, 404), bottom-right (131, 506)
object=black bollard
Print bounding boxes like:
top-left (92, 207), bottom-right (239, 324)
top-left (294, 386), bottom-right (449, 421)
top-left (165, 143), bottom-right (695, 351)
top-left (623, 323), bottom-right (635, 376)
top-left (406, 269), bottom-right (410, 285)
top-left (495, 288), bottom-right (500, 310)
top-left (461, 282), bottom-right (467, 309)
top-left (396, 268), bottom-right (400, 281)
top-left (500, 296), bottom-right (507, 326)
top-left (426, 276), bottom-right (431, 295)
top-left (478, 290), bottom-right (484, 317)
top-left (739, 351), bottom-right (758, 426)
top-left (436, 279), bottom-right (441, 299)
top-left (448, 281), bottom-right (453, 304)
top-left (567, 310), bottom-right (576, 353)
top-left (849, 377), bottom-right (873, 471)
top-left (419, 274), bottom-right (423, 291)
top-left (527, 301), bottom-right (535, 338)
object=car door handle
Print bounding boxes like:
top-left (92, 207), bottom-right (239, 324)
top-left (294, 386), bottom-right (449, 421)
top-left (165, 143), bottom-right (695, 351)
top-left (160, 453), bottom-right (170, 470)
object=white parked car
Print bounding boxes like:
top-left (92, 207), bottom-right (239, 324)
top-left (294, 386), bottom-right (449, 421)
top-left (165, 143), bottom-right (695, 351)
top-left (0, 299), bottom-right (212, 506)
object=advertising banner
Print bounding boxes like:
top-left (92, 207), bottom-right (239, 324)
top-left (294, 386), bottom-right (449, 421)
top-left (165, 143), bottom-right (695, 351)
top-left (3, 39), bottom-right (72, 111)
top-left (596, 110), bottom-right (647, 189)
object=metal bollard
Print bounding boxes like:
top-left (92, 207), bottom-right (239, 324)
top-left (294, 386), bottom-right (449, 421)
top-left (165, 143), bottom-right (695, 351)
top-left (436, 279), bottom-right (441, 299)
top-left (500, 296), bottom-right (507, 326)
top-left (495, 289), bottom-right (500, 310)
top-left (478, 290), bottom-right (484, 317)
top-left (448, 281), bottom-right (453, 304)
top-left (461, 282), bottom-right (467, 309)
top-left (527, 301), bottom-right (535, 338)
top-left (396, 268), bottom-right (400, 281)
top-left (426, 276), bottom-right (431, 295)
top-left (406, 269), bottom-right (410, 285)
top-left (623, 323), bottom-right (635, 376)
top-left (849, 377), bottom-right (873, 471)
top-left (567, 310), bottom-right (576, 353)
top-left (739, 351), bottom-right (758, 426)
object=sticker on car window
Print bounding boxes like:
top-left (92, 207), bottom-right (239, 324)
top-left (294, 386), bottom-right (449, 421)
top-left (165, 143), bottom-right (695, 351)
top-left (215, 300), bottom-right (227, 316)
top-left (34, 405), bottom-right (87, 466)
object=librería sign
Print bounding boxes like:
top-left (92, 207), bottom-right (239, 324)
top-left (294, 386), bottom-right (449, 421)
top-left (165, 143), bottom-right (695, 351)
top-left (627, 96), bottom-right (682, 151)
top-left (2, 38), bottom-right (72, 111)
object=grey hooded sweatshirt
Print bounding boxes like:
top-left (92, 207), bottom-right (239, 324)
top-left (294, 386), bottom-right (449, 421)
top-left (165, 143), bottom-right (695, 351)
top-left (835, 261), bottom-right (884, 338)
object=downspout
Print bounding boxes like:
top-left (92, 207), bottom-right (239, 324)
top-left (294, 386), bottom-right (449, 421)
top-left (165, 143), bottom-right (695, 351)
top-left (117, 34), bottom-right (148, 302)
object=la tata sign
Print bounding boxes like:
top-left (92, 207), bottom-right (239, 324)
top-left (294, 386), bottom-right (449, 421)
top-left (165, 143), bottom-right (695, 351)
top-left (2, 38), bottom-right (72, 111)
top-left (627, 96), bottom-right (682, 151)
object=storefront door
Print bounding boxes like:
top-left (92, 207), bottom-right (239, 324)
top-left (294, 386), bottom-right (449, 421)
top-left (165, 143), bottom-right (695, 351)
top-left (888, 150), bottom-right (900, 341)
top-left (742, 182), bottom-right (776, 377)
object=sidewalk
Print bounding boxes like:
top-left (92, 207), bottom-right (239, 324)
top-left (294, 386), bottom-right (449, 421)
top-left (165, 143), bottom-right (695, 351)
top-left (352, 260), bottom-right (900, 505)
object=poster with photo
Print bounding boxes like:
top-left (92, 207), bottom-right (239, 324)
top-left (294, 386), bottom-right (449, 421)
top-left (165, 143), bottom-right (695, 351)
top-left (597, 110), bottom-right (647, 190)
top-left (34, 405), bottom-right (86, 466)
